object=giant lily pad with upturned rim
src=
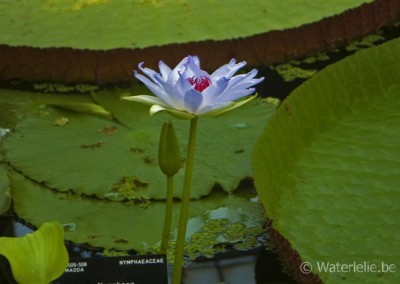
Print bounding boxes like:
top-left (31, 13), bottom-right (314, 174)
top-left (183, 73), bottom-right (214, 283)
top-left (253, 37), bottom-right (400, 283)
top-left (1, 0), bottom-right (398, 83)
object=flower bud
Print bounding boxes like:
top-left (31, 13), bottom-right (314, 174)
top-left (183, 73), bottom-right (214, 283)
top-left (158, 121), bottom-right (181, 176)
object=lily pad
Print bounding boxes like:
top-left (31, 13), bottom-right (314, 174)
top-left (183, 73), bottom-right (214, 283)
top-left (253, 38), bottom-right (400, 283)
top-left (0, 0), bottom-right (372, 49)
top-left (1, 127), bottom-right (11, 214)
top-left (0, 88), bottom-right (96, 128)
top-left (1, 0), bottom-right (393, 84)
top-left (2, 88), bottom-right (276, 200)
top-left (10, 170), bottom-right (264, 254)
top-left (0, 163), bottom-right (11, 215)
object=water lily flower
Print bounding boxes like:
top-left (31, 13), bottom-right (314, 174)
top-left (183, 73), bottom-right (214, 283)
top-left (123, 55), bottom-right (264, 119)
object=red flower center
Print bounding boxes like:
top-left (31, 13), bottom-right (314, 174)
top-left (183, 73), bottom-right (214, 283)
top-left (187, 76), bottom-right (211, 92)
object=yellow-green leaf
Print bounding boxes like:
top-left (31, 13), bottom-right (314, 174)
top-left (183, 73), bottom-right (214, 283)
top-left (0, 222), bottom-right (69, 284)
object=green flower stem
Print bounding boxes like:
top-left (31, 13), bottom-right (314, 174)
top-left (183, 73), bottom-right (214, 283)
top-left (160, 175), bottom-right (174, 254)
top-left (172, 117), bottom-right (198, 284)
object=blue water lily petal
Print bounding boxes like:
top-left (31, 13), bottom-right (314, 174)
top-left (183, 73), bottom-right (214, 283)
top-left (125, 55), bottom-right (264, 118)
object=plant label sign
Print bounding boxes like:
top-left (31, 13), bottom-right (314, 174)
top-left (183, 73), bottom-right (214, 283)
top-left (54, 254), bottom-right (167, 284)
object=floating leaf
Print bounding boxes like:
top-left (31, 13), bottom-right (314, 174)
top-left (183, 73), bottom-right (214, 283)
top-left (0, 222), bottom-right (69, 284)
top-left (0, 88), bottom-right (95, 128)
top-left (253, 38), bottom-right (400, 283)
top-left (0, 164), bottom-right (11, 214)
top-left (10, 170), bottom-right (264, 253)
top-left (0, 1), bottom-right (395, 84)
top-left (0, 0), bottom-right (373, 49)
top-left (47, 102), bottom-right (112, 118)
top-left (0, 129), bottom-right (11, 214)
top-left (2, 88), bottom-right (276, 200)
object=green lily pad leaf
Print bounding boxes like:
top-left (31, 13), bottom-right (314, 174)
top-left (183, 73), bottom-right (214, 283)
top-left (0, 0), bottom-right (372, 49)
top-left (10, 170), bottom-right (264, 254)
top-left (47, 102), bottom-right (112, 119)
top-left (2, 89), bottom-right (276, 200)
top-left (1, 129), bottom-right (11, 214)
top-left (0, 163), bottom-right (11, 214)
top-left (0, 222), bottom-right (69, 284)
top-left (253, 38), bottom-right (400, 283)
top-left (0, 88), bottom-right (95, 128)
